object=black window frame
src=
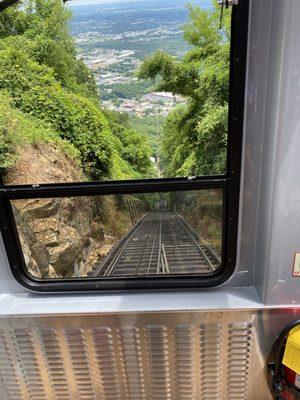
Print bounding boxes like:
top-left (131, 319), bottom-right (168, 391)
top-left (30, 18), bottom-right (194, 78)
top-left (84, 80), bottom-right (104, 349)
top-left (0, 0), bottom-right (249, 292)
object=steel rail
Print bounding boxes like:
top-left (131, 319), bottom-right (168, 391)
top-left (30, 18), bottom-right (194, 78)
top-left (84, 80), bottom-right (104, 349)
top-left (103, 221), bottom-right (146, 276)
top-left (134, 214), bottom-right (156, 275)
top-left (146, 213), bottom-right (160, 275)
top-left (101, 214), bottom-right (150, 276)
top-left (92, 211), bottom-right (220, 277)
top-left (156, 212), bottom-right (163, 275)
top-left (161, 244), bottom-right (170, 274)
top-left (174, 213), bottom-right (217, 272)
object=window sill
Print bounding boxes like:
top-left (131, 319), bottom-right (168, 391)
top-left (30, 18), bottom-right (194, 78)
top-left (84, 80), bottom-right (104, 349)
top-left (0, 287), bottom-right (266, 317)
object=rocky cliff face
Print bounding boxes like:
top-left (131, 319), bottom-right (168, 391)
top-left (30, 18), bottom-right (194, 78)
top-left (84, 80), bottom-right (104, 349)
top-left (12, 196), bottom-right (111, 278)
top-left (5, 143), bottom-right (130, 279)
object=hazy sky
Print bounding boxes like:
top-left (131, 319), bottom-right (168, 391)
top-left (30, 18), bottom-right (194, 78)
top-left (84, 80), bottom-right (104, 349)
top-left (69, 0), bottom-right (209, 6)
top-left (69, 0), bottom-right (146, 6)
top-left (68, 0), bottom-right (208, 7)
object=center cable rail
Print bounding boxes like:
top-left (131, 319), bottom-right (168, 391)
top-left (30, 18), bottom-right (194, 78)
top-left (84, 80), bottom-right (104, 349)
top-left (89, 211), bottom-right (221, 278)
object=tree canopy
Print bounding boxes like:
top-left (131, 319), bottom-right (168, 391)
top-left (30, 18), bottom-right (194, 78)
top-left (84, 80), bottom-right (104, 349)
top-left (138, 2), bottom-right (231, 176)
top-left (0, 0), bottom-right (153, 180)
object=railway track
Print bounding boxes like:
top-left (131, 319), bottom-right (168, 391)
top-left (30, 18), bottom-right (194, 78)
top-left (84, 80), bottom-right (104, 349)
top-left (91, 211), bottom-right (221, 277)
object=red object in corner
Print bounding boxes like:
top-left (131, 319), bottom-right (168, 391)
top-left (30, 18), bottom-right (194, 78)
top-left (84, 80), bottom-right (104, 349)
top-left (284, 366), bottom-right (297, 387)
top-left (281, 389), bottom-right (296, 400)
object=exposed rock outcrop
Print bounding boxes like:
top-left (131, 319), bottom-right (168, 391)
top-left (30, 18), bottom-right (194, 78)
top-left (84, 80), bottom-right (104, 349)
top-left (6, 143), bottom-right (131, 279)
top-left (12, 196), bottom-right (97, 278)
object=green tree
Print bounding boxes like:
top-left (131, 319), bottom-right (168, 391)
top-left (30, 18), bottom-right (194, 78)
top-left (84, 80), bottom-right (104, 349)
top-left (103, 110), bottom-right (154, 177)
top-left (0, 0), bottom-right (154, 181)
top-left (0, 92), bottom-right (80, 171)
top-left (0, 39), bottom-right (114, 178)
top-left (138, 2), bottom-right (231, 176)
top-left (0, 0), bottom-right (98, 99)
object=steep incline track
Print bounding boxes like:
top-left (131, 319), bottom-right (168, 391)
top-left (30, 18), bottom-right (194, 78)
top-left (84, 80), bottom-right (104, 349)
top-left (91, 211), bottom-right (221, 277)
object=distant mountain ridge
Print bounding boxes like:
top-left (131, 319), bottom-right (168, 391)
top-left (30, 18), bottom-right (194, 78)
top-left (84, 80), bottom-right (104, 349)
top-left (70, 0), bottom-right (211, 8)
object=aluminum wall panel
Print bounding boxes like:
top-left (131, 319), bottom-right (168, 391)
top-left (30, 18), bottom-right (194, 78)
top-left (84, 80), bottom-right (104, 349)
top-left (0, 309), bottom-right (293, 400)
top-left (243, 0), bottom-right (300, 303)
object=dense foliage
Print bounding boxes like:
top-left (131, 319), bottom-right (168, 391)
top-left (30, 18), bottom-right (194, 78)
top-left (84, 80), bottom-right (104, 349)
top-left (0, 92), bottom-right (80, 170)
top-left (0, 0), bottom-right (231, 181)
top-left (103, 110), bottom-right (155, 177)
top-left (0, 0), bottom-right (153, 180)
top-left (138, 2), bottom-right (231, 176)
top-left (101, 80), bottom-right (153, 101)
top-left (131, 114), bottom-right (164, 159)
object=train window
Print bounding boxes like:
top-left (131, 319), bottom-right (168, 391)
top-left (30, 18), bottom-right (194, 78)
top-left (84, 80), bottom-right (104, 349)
top-left (0, 0), bottom-right (248, 291)
top-left (11, 189), bottom-right (223, 280)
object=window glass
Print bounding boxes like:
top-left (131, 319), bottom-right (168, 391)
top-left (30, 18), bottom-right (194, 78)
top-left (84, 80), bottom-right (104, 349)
top-left (1, 0), bottom-right (231, 185)
top-left (11, 189), bottom-right (223, 279)
top-left (0, 0), bottom-right (248, 291)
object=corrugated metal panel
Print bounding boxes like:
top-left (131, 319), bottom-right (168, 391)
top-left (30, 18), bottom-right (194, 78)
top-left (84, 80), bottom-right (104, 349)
top-left (0, 311), bottom-right (272, 400)
top-left (174, 324), bottom-right (196, 399)
top-left (146, 325), bottom-right (171, 399)
top-left (227, 323), bottom-right (252, 400)
top-left (40, 328), bottom-right (71, 400)
top-left (90, 327), bottom-right (121, 400)
top-left (0, 329), bottom-right (25, 400)
top-left (200, 323), bottom-right (222, 399)
top-left (117, 327), bottom-right (145, 399)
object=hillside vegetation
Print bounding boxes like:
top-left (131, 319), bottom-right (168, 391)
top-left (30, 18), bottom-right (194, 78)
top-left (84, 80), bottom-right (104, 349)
top-left (0, 0), bottom-right (226, 278)
top-left (0, 0), bottom-right (153, 182)
top-left (138, 2), bottom-right (231, 176)
top-left (0, 0), bottom-right (154, 278)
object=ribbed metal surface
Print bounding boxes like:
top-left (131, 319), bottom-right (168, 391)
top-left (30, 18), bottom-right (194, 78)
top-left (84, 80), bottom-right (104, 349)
top-left (91, 327), bottom-right (121, 400)
top-left (13, 329), bottom-right (49, 400)
top-left (0, 311), bottom-right (272, 400)
top-left (200, 323), bottom-right (222, 399)
top-left (146, 325), bottom-right (171, 399)
top-left (174, 324), bottom-right (196, 399)
top-left (227, 323), bottom-right (252, 400)
top-left (118, 327), bottom-right (145, 399)
top-left (0, 329), bottom-right (25, 400)
top-left (40, 329), bottom-right (71, 400)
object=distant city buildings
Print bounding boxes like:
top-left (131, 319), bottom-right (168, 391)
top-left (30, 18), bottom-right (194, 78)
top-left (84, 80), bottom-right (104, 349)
top-left (102, 92), bottom-right (184, 117)
top-left (74, 29), bottom-right (185, 118)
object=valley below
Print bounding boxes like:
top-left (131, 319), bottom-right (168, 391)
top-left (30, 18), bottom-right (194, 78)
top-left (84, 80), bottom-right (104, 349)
top-left (70, 0), bottom-right (209, 159)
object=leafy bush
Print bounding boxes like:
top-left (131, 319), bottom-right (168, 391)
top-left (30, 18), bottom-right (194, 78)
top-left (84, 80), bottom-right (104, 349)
top-left (138, 3), bottom-right (231, 177)
top-left (0, 42), bottom-right (116, 179)
top-left (0, 93), bottom-right (80, 170)
top-left (0, 126), bottom-right (18, 169)
top-left (0, 0), bottom-right (155, 181)
top-left (18, 87), bottom-right (115, 179)
top-left (104, 110), bottom-right (154, 178)
top-left (0, 0), bottom-right (98, 100)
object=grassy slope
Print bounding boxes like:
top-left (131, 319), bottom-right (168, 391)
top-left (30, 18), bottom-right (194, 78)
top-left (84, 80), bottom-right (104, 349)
top-left (0, 92), bottom-right (81, 171)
